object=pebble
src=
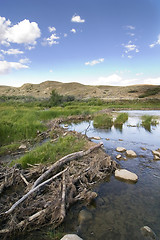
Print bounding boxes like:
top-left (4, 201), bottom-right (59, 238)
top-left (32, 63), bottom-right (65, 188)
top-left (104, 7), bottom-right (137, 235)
top-left (126, 150), bottom-right (137, 157)
top-left (140, 226), bottom-right (157, 239)
top-left (116, 147), bottom-right (126, 152)
top-left (116, 154), bottom-right (122, 159)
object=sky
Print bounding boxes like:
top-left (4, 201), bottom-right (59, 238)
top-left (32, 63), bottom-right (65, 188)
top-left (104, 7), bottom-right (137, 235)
top-left (0, 0), bottom-right (160, 87)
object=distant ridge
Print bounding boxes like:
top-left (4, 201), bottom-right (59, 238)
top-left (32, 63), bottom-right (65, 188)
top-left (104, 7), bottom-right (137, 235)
top-left (0, 80), bottom-right (160, 100)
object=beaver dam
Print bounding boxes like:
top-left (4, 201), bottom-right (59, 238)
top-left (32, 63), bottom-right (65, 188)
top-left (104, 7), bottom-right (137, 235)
top-left (0, 111), bottom-right (160, 240)
top-left (0, 117), bottom-right (117, 240)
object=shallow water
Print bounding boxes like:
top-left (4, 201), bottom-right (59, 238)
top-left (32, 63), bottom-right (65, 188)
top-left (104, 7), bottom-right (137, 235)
top-left (62, 110), bottom-right (160, 240)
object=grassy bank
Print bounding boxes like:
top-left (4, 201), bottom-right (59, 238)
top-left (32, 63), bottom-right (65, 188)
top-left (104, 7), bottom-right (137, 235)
top-left (12, 134), bottom-right (86, 168)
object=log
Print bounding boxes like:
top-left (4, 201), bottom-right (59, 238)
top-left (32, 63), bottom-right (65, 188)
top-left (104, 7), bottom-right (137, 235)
top-left (3, 168), bottom-right (68, 215)
top-left (32, 142), bottom-right (103, 189)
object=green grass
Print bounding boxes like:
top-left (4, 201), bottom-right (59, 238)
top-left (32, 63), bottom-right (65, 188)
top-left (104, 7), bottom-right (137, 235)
top-left (93, 114), bottom-right (113, 129)
top-left (0, 143), bottom-right (20, 156)
top-left (114, 113), bottom-right (128, 126)
top-left (141, 115), bottom-right (159, 131)
top-left (13, 135), bottom-right (86, 168)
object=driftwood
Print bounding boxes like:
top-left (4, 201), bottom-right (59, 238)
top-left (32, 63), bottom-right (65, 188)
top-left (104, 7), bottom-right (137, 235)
top-left (4, 168), bottom-right (68, 215)
top-left (32, 142), bottom-right (103, 189)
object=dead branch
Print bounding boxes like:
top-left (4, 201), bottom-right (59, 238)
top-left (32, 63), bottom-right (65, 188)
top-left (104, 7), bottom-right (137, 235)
top-left (3, 168), bottom-right (68, 215)
top-left (20, 173), bottom-right (29, 186)
top-left (32, 142), bottom-right (103, 189)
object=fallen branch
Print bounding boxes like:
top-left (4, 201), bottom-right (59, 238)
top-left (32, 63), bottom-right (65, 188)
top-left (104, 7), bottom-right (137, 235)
top-left (32, 142), bottom-right (103, 189)
top-left (20, 173), bottom-right (29, 186)
top-left (3, 168), bottom-right (68, 215)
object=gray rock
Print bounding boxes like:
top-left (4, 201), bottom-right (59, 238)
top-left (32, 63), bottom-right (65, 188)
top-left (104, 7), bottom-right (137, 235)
top-left (92, 136), bottom-right (101, 140)
top-left (126, 150), bottom-right (137, 157)
top-left (140, 226), bottom-right (157, 239)
top-left (115, 169), bottom-right (138, 182)
top-left (116, 147), bottom-right (126, 152)
top-left (61, 234), bottom-right (83, 240)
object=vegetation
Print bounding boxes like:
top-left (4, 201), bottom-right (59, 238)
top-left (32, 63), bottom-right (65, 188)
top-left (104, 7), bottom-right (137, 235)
top-left (93, 114), bottom-right (113, 129)
top-left (114, 113), bottom-right (128, 126)
top-left (49, 90), bottom-right (75, 106)
top-left (0, 143), bottom-right (20, 156)
top-left (141, 115), bottom-right (159, 131)
top-left (13, 134), bottom-right (86, 168)
top-left (139, 87), bottom-right (160, 98)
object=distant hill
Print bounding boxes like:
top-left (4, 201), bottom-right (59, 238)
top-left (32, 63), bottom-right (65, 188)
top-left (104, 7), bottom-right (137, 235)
top-left (0, 80), bottom-right (160, 100)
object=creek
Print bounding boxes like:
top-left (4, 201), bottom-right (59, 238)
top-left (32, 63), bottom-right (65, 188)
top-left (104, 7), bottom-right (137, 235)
top-left (61, 110), bottom-right (160, 240)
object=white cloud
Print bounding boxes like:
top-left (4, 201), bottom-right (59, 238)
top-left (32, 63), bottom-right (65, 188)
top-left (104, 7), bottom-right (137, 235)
top-left (127, 32), bottom-right (135, 37)
top-left (1, 48), bottom-right (24, 55)
top-left (85, 58), bottom-right (104, 66)
top-left (49, 69), bottom-right (53, 73)
top-left (42, 33), bottom-right (60, 46)
top-left (64, 33), bottom-right (67, 37)
top-left (122, 41), bottom-right (139, 58)
top-left (0, 17), bottom-right (41, 46)
top-left (70, 28), bottom-right (76, 33)
top-left (71, 14), bottom-right (85, 23)
top-left (0, 60), bottom-right (29, 74)
top-left (19, 58), bottom-right (31, 64)
top-left (26, 45), bottom-right (35, 50)
top-left (92, 74), bottom-right (160, 86)
top-left (128, 55), bottom-right (133, 59)
top-left (48, 26), bottom-right (56, 32)
top-left (149, 34), bottom-right (160, 48)
top-left (125, 25), bottom-right (135, 30)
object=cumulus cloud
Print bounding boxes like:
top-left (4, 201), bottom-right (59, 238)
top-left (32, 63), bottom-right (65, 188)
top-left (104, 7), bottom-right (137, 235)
top-left (92, 74), bottom-right (160, 86)
top-left (85, 58), bottom-right (104, 66)
top-left (48, 26), bottom-right (56, 32)
top-left (71, 14), bottom-right (85, 23)
top-left (70, 28), bottom-right (76, 33)
top-left (0, 60), bottom-right (29, 74)
top-left (122, 41), bottom-right (139, 58)
top-left (149, 34), bottom-right (160, 48)
top-left (42, 33), bottom-right (60, 46)
top-left (0, 16), bottom-right (41, 46)
top-left (1, 48), bottom-right (24, 55)
top-left (19, 58), bottom-right (31, 64)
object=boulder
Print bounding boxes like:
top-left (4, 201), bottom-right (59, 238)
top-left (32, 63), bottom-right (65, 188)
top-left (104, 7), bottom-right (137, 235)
top-left (154, 155), bottom-right (160, 161)
top-left (116, 147), bottom-right (126, 152)
top-left (61, 234), bottom-right (83, 240)
top-left (78, 209), bottom-right (92, 225)
top-left (140, 226), bottom-right (157, 239)
top-left (126, 150), bottom-right (137, 157)
top-left (115, 169), bottom-right (138, 182)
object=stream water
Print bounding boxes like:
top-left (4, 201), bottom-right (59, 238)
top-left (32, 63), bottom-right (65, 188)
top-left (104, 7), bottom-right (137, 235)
top-left (62, 110), bottom-right (160, 240)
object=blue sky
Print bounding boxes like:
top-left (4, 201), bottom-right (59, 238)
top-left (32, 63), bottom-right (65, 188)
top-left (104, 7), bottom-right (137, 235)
top-left (0, 0), bottom-right (160, 86)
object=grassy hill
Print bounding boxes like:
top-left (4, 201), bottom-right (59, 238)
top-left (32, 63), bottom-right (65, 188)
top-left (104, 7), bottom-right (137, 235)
top-left (0, 80), bottom-right (160, 100)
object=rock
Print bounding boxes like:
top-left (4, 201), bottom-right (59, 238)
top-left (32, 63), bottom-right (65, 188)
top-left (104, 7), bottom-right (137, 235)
top-left (119, 139), bottom-right (123, 141)
top-left (140, 226), bottom-right (157, 239)
top-left (141, 147), bottom-right (147, 151)
top-left (152, 150), bottom-right (160, 158)
top-left (154, 155), bottom-right (160, 161)
top-left (19, 144), bottom-right (27, 149)
top-left (115, 169), bottom-right (138, 182)
top-left (126, 150), bottom-right (137, 157)
top-left (61, 234), bottom-right (83, 240)
top-left (116, 154), bottom-right (122, 159)
top-left (92, 136), bottom-right (101, 140)
top-left (106, 138), bottom-right (110, 141)
top-left (78, 209), bottom-right (92, 225)
top-left (116, 147), bottom-right (126, 152)
top-left (64, 124), bottom-right (68, 127)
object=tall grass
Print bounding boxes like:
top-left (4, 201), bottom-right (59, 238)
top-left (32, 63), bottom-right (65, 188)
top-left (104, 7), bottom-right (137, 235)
top-left (141, 115), bottom-right (159, 131)
top-left (114, 113), bottom-right (128, 126)
top-left (13, 135), bottom-right (86, 168)
top-left (93, 114), bottom-right (113, 129)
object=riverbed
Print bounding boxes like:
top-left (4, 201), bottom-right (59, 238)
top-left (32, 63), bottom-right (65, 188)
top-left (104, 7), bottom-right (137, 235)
top-left (62, 110), bottom-right (160, 240)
